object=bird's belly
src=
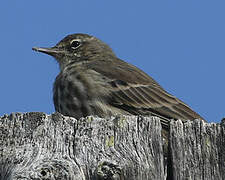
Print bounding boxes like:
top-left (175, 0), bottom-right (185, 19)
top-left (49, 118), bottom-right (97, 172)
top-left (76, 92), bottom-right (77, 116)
top-left (53, 69), bottom-right (132, 119)
top-left (53, 74), bottom-right (94, 119)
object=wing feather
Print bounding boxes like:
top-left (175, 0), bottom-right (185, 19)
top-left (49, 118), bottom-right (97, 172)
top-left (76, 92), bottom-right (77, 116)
top-left (88, 58), bottom-right (204, 121)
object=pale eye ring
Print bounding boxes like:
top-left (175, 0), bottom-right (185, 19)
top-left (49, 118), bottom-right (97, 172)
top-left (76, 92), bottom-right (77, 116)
top-left (70, 40), bottom-right (81, 49)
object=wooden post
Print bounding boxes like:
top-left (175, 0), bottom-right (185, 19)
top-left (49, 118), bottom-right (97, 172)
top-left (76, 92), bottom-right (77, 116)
top-left (0, 112), bottom-right (224, 179)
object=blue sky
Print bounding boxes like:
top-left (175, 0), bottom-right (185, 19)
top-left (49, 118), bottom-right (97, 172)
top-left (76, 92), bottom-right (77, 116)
top-left (0, 1), bottom-right (224, 122)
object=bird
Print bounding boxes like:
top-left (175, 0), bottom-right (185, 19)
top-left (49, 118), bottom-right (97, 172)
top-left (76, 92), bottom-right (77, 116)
top-left (32, 33), bottom-right (205, 128)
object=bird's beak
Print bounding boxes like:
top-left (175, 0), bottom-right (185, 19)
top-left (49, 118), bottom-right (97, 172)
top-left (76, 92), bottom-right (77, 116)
top-left (32, 47), bottom-right (63, 58)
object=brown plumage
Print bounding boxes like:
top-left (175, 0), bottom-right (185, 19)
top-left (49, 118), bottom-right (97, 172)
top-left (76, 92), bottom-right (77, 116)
top-left (32, 33), bottom-right (205, 127)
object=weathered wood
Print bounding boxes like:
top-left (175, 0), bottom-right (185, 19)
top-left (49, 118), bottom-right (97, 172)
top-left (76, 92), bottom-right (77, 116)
top-left (0, 112), bottom-right (224, 179)
top-left (0, 113), bottom-right (165, 180)
top-left (170, 119), bottom-right (225, 180)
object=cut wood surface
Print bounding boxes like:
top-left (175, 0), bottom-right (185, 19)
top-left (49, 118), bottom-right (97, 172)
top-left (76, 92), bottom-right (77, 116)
top-left (0, 112), bottom-right (224, 180)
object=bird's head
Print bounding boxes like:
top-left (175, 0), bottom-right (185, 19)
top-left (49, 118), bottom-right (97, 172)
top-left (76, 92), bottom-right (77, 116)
top-left (32, 33), bottom-right (116, 70)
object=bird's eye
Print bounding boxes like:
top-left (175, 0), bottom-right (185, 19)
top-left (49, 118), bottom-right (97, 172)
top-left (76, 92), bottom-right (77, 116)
top-left (70, 40), bottom-right (81, 49)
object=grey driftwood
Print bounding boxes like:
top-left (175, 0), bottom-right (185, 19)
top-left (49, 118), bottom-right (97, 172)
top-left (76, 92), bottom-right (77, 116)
top-left (0, 112), bottom-right (224, 180)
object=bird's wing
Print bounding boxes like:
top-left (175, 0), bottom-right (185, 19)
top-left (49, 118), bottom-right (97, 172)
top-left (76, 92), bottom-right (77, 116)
top-left (109, 81), bottom-right (203, 122)
top-left (89, 58), bottom-right (204, 124)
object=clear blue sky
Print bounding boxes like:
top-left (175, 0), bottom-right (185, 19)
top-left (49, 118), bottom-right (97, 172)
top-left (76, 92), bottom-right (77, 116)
top-left (0, 1), bottom-right (224, 123)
